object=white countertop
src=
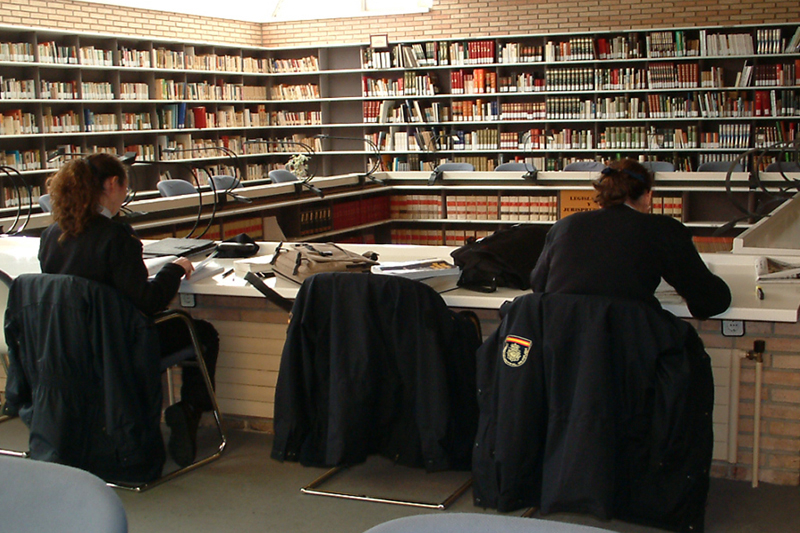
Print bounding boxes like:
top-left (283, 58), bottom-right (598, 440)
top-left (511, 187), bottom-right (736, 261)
top-left (2, 236), bottom-right (798, 322)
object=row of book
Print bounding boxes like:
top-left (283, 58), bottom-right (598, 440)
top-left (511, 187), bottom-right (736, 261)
top-left (754, 123), bottom-right (797, 148)
top-left (0, 78), bottom-right (36, 100)
top-left (152, 79), bottom-right (268, 101)
top-left (2, 149), bottom-right (42, 171)
top-left (361, 73), bottom-right (439, 97)
top-left (0, 110), bottom-right (38, 136)
top-left (1, 184), bottom-right (42, 208)
top-left (646, 31), bottom-right (700, 59)
top-left (361, 29), bottom-right (799, 73)
top-left (450, 69), bottom-right (498, 95)
top-left (543, 38), bottom-right (596, 62)
top-left (390, 229), bottom-right (494, 247)
top-left (331, 197), bottom-right (391, 231)
top-left (752, 61), bottom-right (800, 87)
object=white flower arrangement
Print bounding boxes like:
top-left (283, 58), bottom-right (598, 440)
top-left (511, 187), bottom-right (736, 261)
top-left (285, 153), bottom-right (309, 178)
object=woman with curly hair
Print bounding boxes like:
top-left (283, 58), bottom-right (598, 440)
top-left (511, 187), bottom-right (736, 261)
top-left (39, 153), bottom-right (218, 468)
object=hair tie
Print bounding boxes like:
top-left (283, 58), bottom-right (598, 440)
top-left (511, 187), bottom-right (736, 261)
top-left (602, 166), bottom-right (647, 184)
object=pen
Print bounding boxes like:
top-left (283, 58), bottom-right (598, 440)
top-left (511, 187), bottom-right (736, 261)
top-left (222, 268), bottom-right (234, 278)
top-left (756, 285), bottom-right (765, 300)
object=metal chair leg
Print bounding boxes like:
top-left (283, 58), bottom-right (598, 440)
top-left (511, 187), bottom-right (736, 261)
top-left (301, 466), bottom-right (473, 510)
top-left (108, 310), bottom-right (227, 492)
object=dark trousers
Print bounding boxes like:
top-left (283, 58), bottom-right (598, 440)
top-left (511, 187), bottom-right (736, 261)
top-left (157, 318), bottom-right (219, 413)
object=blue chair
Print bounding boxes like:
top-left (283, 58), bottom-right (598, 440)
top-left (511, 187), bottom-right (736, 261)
top-left (157, 179), bottom-right (197, 197)
top-left (435, 162), bottom-right (475, 173)
top-left (0, 456), bottom-right (128, 533)
top-left (563, 161), bottom-right (606, 172)
top-left (269, 169), bottom-right (299, 183)
top-left (641, 161), bottom-right (675, 172)
top-left (765, 161), bottom-right (800, 173)
top-left (495, 162), bottom-right (532, 172)
top-left (363, 514), bottom-right (614, 533)
top-left (697, 161), bottom-right (744, 172)
top-left (210, 175), bottom-right (242, 191)
top-left (38, 194), bottom-right (52, 212)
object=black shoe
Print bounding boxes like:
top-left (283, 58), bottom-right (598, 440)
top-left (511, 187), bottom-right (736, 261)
top-left (165, 401), bottom-right (199, 467)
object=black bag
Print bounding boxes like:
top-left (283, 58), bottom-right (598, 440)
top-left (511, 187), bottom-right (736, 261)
top-left (450, 224), bottom-right (548, 292)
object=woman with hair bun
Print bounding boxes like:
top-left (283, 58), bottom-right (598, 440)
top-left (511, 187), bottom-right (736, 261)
top-left (39, 152), bottom-right (218, 468)
top-left (530, 158), bottom-right (730, 319)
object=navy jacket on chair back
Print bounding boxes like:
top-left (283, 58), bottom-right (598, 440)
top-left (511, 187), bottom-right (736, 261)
top-left (4, 274), bottom-right (165, 483)
top-left (472, 292), bottom-right (714, 533)
top-left (271, 272), bottom-right (480, 472)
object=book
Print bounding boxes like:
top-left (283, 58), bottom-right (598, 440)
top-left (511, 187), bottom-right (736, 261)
top-left (755, 257), bottom-right (800, 283)
top-left (371, 259), bottom-right (461, 293)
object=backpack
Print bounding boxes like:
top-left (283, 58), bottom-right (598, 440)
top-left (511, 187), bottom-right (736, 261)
top-left (450, 224), bottom-right (548, 292)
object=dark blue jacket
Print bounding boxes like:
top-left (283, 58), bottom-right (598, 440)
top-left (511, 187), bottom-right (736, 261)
top-left (472, 292), bottom-right (714, 533)
top-left (5, 274), bottom-right (166, 483)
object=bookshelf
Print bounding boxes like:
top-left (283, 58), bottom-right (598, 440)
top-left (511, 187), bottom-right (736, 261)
top-left (0, 22), bottom-right (798, 244)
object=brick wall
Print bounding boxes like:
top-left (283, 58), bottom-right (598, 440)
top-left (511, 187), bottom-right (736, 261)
top-left (261, 0), bottom-right (800, 47)
top-left (0, 0), bottom-right (261, 46)
top-left (1, 0), bottom-right (798, 47)
top-left (692, 319), bottom-right (800, 485)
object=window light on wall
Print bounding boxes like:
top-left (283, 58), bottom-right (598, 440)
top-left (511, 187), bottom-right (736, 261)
top-left (78, 0), bottom-right (431, 23)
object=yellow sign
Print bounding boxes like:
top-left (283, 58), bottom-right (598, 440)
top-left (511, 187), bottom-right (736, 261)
top-left (558, 190), bottom-right (598, 219)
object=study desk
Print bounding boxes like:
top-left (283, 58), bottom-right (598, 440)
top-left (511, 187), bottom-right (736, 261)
top-left (4, 235), bottom-right (800, 486)
top-left (1, 234), bottom-right (799, 322)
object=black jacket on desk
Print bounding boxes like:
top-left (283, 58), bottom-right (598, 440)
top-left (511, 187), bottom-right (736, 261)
top-left (271, 272), bottom-right (480, 472)
top-left (472, 293), bottom-right (714, 533)
top-left (530, 204), bottom-right (731, 319)
top-left (39, 214), bottom-right (184, 315)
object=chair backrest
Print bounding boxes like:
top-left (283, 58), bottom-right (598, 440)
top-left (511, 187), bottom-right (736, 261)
top-left (494, 162), bottom-right (532, 172)
top-left (38, 194), bottom-right (52, 212)
top-left (765, 161), bottom-right (800, 173)
top-left (5, 274), bottom-right (165, 483)
top-left (435, 162), bottom-right (475, 172)
top-left (641, 160), bottom-right (675, 172)
top-left (210, 175), bottom-right (242, 190)
top-left (563, 161), bottom-right (606, 172)
top-left (273, 272), bottom-right (481, 471)
top-left (472, 292), bottom-right (712, 530)
top-left (269, 169), bottom-right (299, 183)
top-left (157, 179), bottom-right (197, 197)
top-left (697, 161), bottom-right (744, 172)
top-left (0, 269), bottom-right (11, 358)
top-left (0, 456), bottom-right (128, 533)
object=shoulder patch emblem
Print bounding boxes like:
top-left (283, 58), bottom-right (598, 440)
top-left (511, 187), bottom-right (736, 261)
top-left (503, 335), bottom-right (531, 367)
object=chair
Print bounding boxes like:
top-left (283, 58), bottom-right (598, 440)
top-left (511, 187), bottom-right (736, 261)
top-left (428, 162), bottom-right (474, 185)
top-left (157, 179), bottom-right (197, 197)
top-left (363, 514), bottom-right (615, 533)
top-left (435, 162), bottom-right (475, 173)
top-left (4, 273), bottom-right (226, 491)
top-left (272, 272), bottom-right (482, 509)
top-left (494, 162), bottom-right (532, 172)
top-left (563, 161), bottom-right (606, 172)
top-left (697, 160), bottom-right (744, 172)
top-left (472, 292), bottom-right (713, 532)
top-left (765, 161), bottom-right (800, 173)
top-left (210, 174), bottom-right (242, 190)
top-left (641, 160), bottom-right (675, 172)
top-left (0, 270), bottom-right (29, 458)
top-left (38, 193), bottom-right (52, 212)
top-left (0, 455), bottom-right (128, 533)
top-left (269, 169), bottom-right (299, 183)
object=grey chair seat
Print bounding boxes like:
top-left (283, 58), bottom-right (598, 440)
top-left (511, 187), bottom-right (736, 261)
top-left (0, 456), bottom-right (128, 533)
top-left (363, 514), bottom-right (613, 533)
